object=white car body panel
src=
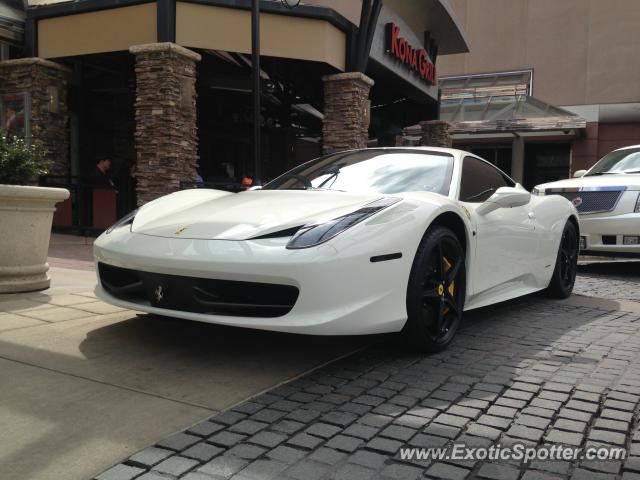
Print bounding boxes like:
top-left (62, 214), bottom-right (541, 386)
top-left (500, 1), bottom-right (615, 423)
top-left (94, 147), bottom-right (578, 335)
top-left (535, 145), bottom-right (640, 255)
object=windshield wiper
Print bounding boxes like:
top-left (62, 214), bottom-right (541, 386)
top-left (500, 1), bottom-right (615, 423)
top-left (623, 170), bottom-right (640, 174)
top-left (586, 172), bottom-right (622, 176)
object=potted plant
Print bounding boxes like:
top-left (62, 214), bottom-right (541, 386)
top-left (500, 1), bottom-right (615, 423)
top-left (0, 134), bottom-right (69, 293)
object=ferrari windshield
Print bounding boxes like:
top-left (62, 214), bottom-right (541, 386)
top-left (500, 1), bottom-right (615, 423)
top-left (263, 149), bottom-right (454, 195)
top-left (586, 147), bottom-right (640, 175)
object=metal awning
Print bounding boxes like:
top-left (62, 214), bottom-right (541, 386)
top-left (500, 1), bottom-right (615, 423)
top-left (438, 73), bottom-right (586, 134)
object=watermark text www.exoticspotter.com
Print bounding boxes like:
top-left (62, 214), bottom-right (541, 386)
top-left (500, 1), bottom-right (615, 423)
top-left (400, 443), bottom-right (626, 464)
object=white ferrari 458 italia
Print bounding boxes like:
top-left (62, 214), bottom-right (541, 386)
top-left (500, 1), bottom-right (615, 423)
top-left (94, 147), bottom-right (579, 351)
top-left (534, 144), bottom-right (640, 256)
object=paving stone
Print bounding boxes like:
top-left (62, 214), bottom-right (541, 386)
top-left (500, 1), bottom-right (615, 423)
top-left (466, 423), bottom-right (502, 440)
top-left (365, 437), bottom-right (403, 454)
top-left (539, 390), bottom-right (570, 402)
top-left (182, 442), bottom-right (224, 462)
top-left (566, 400), bottom-right (599, 413)
top-left (558, 408), bottom-right (593, 423)
top-left (187, 421), bottom-right (225, 437)
top-left (380, 463), bottom-right (423, 479)
top-left (157, 432), bottom-right (201, 452)
top-left (308, 447), bottom-right (347, 465)
top-left (233, 401), bottom-right (264, 415)
top-left (409, 433), bottom-right (448, 448)
top-left (235, 459), bottom-right (288, 480)
top-left (265, 445), bottom-right (307, 464)
top-left (478, 414), bottom-right (512, 430)
top-left (521, 471), bottom-right (564, 480)
top-left (226, 443), bottom-right (267, 460)
top-left (379, 424), bottom-right (416, 441)
top-left (95, 464), bottom-right (146, 480)
top-left (571, 468), bottom-right (617, 480)
top-left (601, 409), bottom-right (633, 422)
top-left (321, 411), bottom-right (358, 427)
top-left (287, 432), bottom-right (324, 450)
top-left (507, 424), bottom-right (544, 442)
top-left (545, 429), bottom-right (583, 446)
top-left (284, 460), bottom-right (329, 480)
top-left (330, 463), bottom-right (376, 480)
top-left (393, 414), bottom-right (430, 429)
top-left (487, 405), bottom-right (518, 418)
top-left (342, 423), bottom-right (378, 440)
top-left (129, 447), bottom-right (174, 467)
top-left (153, 456), bottom-right (199, 476)
top-left (305, 422), bottom-right (342, 439)
top-left (530, 398), bottom-right (562, 411)
top-left (477, 462), bottom-right (521, 480)
top-left (358, 413), bottom-right (394, 428)
top-left (425, 462), bottom-right (470, 480)
top-left (349, 450), bottom-right (388, 469)
top-left (554, 418), bottom-right (587, 433)
top-left (247, 431), bottom-right (288, 448)
top-left (208, 431), bottom-right (246, 448)
top-left (251, 408), bottom-right (287, 423)
top-left (515, 413), bottom-right (550, 429)
top-left (271, 419), bottom-right (305, 435)
top-left (594, 418), bottom-right (629, 432)
top-left (588, 429), bottom-right (626, 445)
top-left (522, 407), bottom-right (556, 419)
top-left (604, 399), bottom-right (636, 411)
top-left (434, 413), bottom-right (469, 428)
top-left (213, 411), bottom-right (247, 426)
top-left (325, 434), bottom-right (363, 453)
top-left (495, 397), bottom-right (527, 409)
top-left (423, 422), bottom-right (460, 439)
top-left (447, 405), bottom-right (481, 419)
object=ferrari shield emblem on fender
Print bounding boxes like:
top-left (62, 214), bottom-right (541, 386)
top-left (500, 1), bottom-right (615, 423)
top-left (461, 205), bottom-right (471, 220)
top-left (572, 197), bottom-right (583, 208)
top-left (154, 285), bottom-right (164, 302)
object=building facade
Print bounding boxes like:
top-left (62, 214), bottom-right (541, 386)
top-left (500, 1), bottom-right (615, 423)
top-left (0, 0), bottom-right (468, 230)
top-left (435, 0), bottom-right (640, 189)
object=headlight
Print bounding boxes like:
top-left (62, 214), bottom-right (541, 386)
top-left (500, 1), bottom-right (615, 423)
top-left (105, 208), bottom-right (138, 234)
top-left (635, 193), bottom-right (640, 213)
top-left (286, 197), bottom-right (400, 249)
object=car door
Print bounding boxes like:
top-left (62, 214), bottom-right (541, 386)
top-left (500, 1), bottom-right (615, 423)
top-left (458, 156), bottom-right (537, 295)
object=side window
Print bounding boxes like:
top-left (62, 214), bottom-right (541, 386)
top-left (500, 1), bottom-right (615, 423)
top-left (459, 156), bottom-right (514, 202)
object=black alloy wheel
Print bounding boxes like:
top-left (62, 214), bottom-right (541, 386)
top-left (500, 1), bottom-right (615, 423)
top-left (403, 226), bottom-right (466, 352)
top-left (545, 221), bottom-right (579, 299)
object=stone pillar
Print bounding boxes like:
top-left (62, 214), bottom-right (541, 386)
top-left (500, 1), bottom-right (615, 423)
top-left (419, 120), bottom-right (452, 148)
top-left (0, 58), bottom-right (70, 177)
top-left (130, 43), bottom-right (201, 205)
top-left (322, 72), bottom-right (374, 154)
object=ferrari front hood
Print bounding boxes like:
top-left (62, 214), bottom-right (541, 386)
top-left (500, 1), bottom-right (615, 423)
top-left (132, 189), bottom-right (386, 240)
top-left (536, 173), bottom-right (640, 191)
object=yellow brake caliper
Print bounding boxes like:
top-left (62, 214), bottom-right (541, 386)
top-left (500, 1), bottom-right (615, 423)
top-left (442, 256), bottom-right (455, 315)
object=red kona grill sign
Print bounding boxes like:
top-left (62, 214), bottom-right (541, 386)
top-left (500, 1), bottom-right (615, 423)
top-left (385, 22), bottom-right (437, 85)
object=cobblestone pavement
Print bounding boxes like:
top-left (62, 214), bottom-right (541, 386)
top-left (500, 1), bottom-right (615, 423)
top-left (96, 296), bottom-right (640, 480)
top-left (575, 262), bottom-right (640, 301)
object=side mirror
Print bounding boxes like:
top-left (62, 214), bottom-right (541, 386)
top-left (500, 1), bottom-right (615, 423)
top-left (573, 169), bottom-right (587, 178)
top-left (476, 187), bottom-right (531, 215)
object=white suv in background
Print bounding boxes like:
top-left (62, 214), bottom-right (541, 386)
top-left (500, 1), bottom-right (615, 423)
top-left (534, 145), bottom-right (640, 256)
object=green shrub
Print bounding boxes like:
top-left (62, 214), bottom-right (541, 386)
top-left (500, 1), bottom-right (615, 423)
top-left (0, 133), bottom-right (51, 185)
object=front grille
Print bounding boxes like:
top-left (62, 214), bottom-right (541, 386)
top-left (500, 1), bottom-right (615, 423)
top-left (602, 235), bottom-right (617, 245)
top-left (551, 189), bottom-right (624, 214)
top-left (98, 263), bottom-right (299, 318)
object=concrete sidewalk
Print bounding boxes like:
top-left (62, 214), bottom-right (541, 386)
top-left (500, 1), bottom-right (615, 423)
top-left (0, 235), bottom-right (366, 480)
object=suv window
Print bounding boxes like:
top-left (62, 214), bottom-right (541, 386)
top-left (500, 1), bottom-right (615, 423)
top-left (459, 156), bottom-right (514, 202)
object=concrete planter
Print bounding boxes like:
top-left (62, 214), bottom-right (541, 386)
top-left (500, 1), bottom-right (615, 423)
top-left (0, 184), bottom-right (70, 293)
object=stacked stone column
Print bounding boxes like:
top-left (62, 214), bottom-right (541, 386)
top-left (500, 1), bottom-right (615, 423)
top-left (0, 58), bottom-right (70, 177)
top-left (419, 120), bottom-right (452, 148)
top-left (130, 43), bottom-right (201, 205)
top-left (322, 72), bottom-right (374, 154)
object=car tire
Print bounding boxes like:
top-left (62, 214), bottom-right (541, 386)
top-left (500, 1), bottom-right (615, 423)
top-left (402, 225), bottom-right (466, 353)
top-left (545, 220), bottom-right (579, 299)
